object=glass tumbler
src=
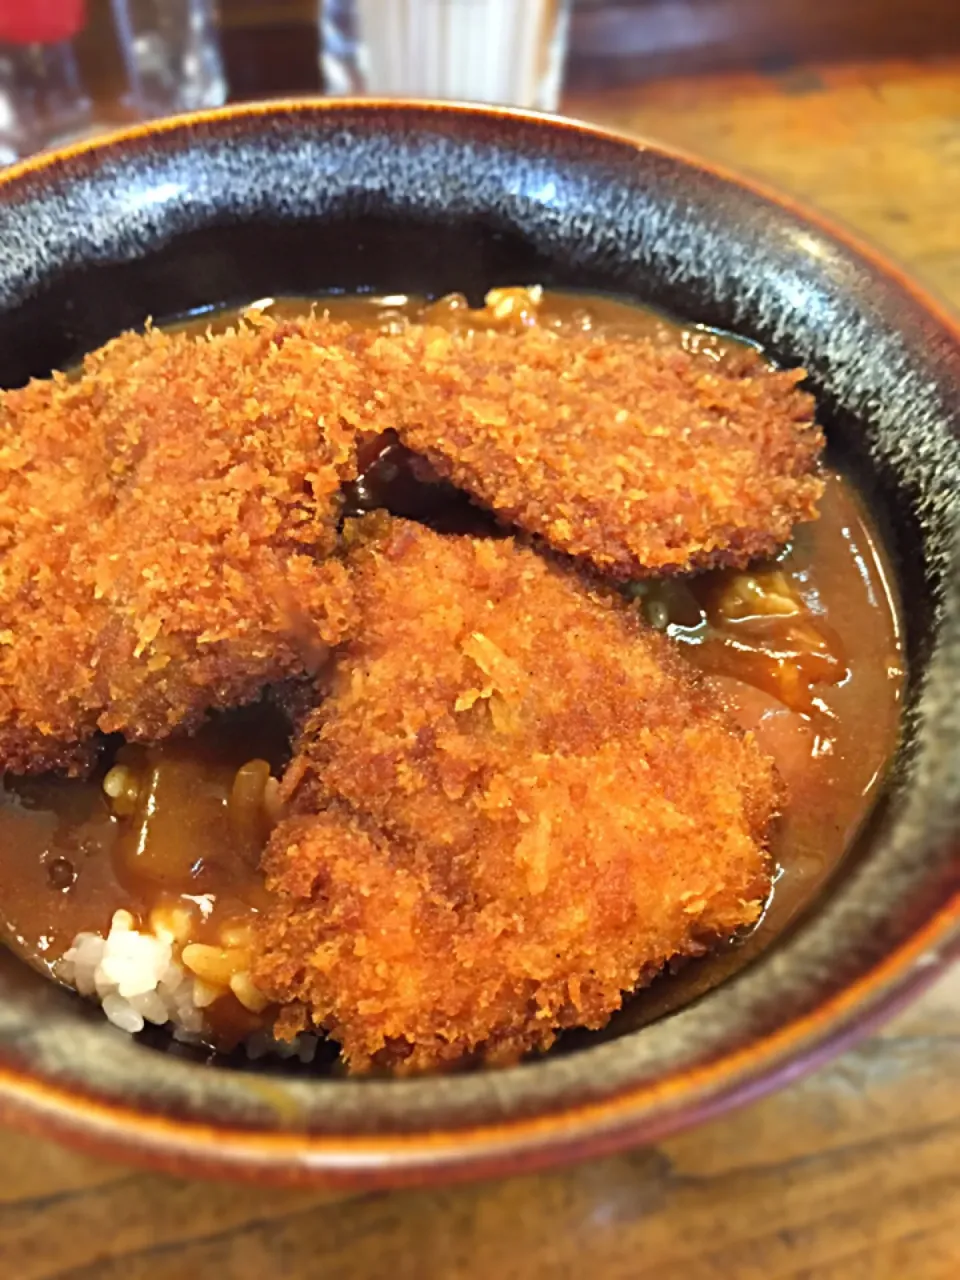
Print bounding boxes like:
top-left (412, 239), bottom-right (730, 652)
top-left (111, 0), bottom-right (226, 117)
top-left (0, 0), bottom-right (228, 166)
top-left (321, 0), bottom-right (572, 111)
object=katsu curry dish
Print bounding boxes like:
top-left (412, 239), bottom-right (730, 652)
top-left (0, 287), bottom-right (903, 1075)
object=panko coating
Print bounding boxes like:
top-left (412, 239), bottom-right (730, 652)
top-left (252, 515), bottom-right (779, 1073)
top-left (361, 318), bottom-right (824, 578)
top-left (0, 294), bottom-right (824, 776)
top-left (0, 316), bottom-right (370, 774)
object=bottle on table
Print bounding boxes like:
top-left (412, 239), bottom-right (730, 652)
top-left (0, 0), bottom-right (227, 165)
top-left (0, 0), bottom-right (92, 163)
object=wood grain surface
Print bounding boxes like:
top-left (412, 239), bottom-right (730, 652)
top-left (2, 50), bottom-right (959, 1280)
top-left (567, 0), bottom-right (960, 86)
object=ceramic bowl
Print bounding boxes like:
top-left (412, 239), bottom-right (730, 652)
top-left (0, 101), bottom-right (957, 1187)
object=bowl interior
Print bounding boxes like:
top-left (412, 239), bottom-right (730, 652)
top-left (0, 104), bottom-right (957, 1165)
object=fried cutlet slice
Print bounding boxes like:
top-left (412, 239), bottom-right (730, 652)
top-left (252, 515), bottom-right (778, 1074)
top-left (0, 316), bottom-right (369, 773)
top-left (363, 321), bottom-right (823, 578)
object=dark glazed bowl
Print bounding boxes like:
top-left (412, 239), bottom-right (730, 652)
top-left (0, 101), bottom-right (957, 1187)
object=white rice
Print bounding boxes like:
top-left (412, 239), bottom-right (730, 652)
top-left (58, 909), bottom-right (317, 1062)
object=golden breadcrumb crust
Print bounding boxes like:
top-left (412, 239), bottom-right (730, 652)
top-left (0, 309), bottom-right (821, 772)
top-left (252, 516), bottom-right (778, 1073)
top-left (0, 316), bottom-right (368, 773)
top-left (360, 322), bottom-right (823, 578)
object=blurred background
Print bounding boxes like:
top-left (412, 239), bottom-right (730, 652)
top-left (3, 0), bottom-right (960, 162)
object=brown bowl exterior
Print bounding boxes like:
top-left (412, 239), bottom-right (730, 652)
top-left (0, 100), bottom-right (957, 1187)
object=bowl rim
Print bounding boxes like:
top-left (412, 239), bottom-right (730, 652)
top-left (0, 903), bottom-right (955, 1187)
top-left (0, 97), bottom-right (957, 1187)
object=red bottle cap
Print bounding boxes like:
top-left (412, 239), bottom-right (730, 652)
top-left (0, 0), bottom-right (86, 44)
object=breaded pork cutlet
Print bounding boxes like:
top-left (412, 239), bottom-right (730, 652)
top-left (0, 316), bottom-right (370, 774)
top-left (361, 320), bottom-right (824, 578)
top-left (252, 515), bottom-right (779, 1074)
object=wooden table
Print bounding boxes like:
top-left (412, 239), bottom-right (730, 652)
top-left (3, 55), bottom-right (960, 1280)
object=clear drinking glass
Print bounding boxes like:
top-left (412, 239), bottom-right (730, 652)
top-left (321, 0), bottom-right (572, 111)
top-left (111, 0), bottom-right (226, 117)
